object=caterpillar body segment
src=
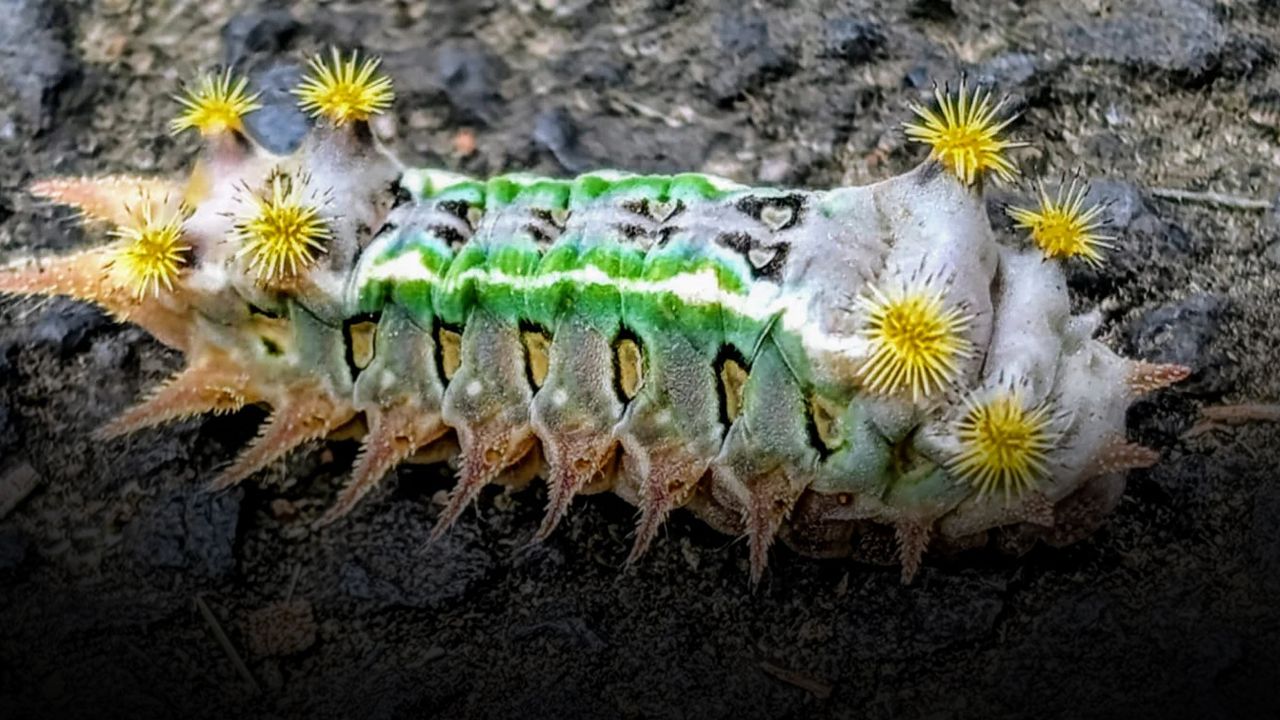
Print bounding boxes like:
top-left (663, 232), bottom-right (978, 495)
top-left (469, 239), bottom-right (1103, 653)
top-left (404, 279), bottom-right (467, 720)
top-left (1, 62), bottom-right (1187, 583)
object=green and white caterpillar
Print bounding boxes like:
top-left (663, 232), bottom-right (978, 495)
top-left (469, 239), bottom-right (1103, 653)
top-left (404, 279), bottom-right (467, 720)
top-left (0, 54), bottom-right (1188, 583)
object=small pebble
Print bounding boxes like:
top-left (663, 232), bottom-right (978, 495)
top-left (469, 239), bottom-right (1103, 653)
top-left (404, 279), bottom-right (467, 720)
top-left (243, 599), bottom-right (318, 657)
top-left (0, 462), bottom-right (43, 519)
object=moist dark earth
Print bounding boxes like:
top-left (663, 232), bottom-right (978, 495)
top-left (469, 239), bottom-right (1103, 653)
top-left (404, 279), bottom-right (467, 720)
top-left (2, 0), bottom-right (1280, 718)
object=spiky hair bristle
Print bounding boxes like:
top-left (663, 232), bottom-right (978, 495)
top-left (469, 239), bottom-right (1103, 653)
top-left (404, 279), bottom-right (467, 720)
top-left (171, 69), bottom-right (262, 137)
top-left (1007, 178), bottom-right (1116, 265)
top-left (232, 171), bottom-right (332, 284)
top-left (903, 77), bottom-right (1026, 185)
top-left (858, 282), bottom-right (974, 402)
top-left (949, 391), bottom-right (1058, 501)
top-left (295, 48), bottom-right (396, 126)
top-left (106, 200), bottom-right (192, 298)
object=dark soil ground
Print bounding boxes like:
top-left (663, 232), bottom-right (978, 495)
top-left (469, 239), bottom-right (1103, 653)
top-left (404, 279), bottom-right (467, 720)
top-left (2, 0), bottom-right (1280, 718)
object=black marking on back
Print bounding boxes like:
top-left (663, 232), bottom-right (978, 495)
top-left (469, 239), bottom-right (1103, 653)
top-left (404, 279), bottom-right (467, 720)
top-left (614, 223), bottom-right (654, 246)
top-left (735, 193), bottom-right (806, 231)
top-left (437, 199), bottom-right (471, 222)
top-left (428, 224), bottom-right (468, 250)
top-left (518, 320), bottom-right (552, 390)
top-left (803, 392), bottom-right (837, 461)
top-left (530, 208), bottom-right (567, 231)
top-left (389, 181), bottom-right (412, 210)
top-left (247, 302), bottom-right (284, 319)
top-left (523, 223), bottom-right (554, 246)
top-left (621, 198), bottom-right (649, 217)
top-left (715, 231), bottom-right (791, 281)
top-left (259, 335), bottom-right (284, 357)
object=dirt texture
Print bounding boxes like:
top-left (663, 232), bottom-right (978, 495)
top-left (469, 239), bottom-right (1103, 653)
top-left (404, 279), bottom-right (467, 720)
top-left (2, 1), bottom-right (1280, 719)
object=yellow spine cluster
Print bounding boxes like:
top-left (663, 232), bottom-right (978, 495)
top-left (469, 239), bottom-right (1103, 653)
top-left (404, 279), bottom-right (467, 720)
top-left (170, 69), bottom-right (261, 137)
top-left (232, 172), bottom-right (332, 284)
top-left (858, 283), bottom-right (974, 402)
top-left (295, 48), bottom-right (396, 126)
top-left (107, 201), bottom-right (192, 298)
top-left (903, 77), bottom-right (1025, 185)
top-left (949, 391), bottom-right (1057, 501)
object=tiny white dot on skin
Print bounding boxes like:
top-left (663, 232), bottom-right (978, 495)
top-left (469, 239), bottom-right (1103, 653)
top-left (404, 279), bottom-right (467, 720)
top-left (551, 388), bottom-right (568, 407)
top-left (654, 410), bottom-right (672, 426)
top-left (466, 380), bottom-right (483, 397)
top-left (379, 369), bottom-right (396, 391)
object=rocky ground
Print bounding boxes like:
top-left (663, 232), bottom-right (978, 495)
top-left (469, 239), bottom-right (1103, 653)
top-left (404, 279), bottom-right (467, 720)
top-left (2, 0), bottom-right (1280, 718)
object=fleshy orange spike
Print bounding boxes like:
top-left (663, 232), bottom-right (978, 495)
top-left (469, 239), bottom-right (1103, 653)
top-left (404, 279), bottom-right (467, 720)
top-left (1184, 403), bottom-right (1280, 438)
top-left (0, 247), bottom-right (112, 300)
top-left (533, 433), bottom-right (616, 542)
top-left (317, 401), bottom-right (446, 527)
top-left (1127, 361), bottom-right (1192, 396)
top-left (896, 521), bottom-right (932, 585)
top-left (628, 489), bottom-right (673, 567)
top-left (209, 387), bottom-right (355, 491)
top-left (625, 452), bottom-right (705, 566)
top-left (96, 358), bottom-right (255, 440)
top-left (1085, 438), bottom-right (1160, 478)
top-left (743, 475), bottom-right (797, 586)
top-left (429, 424), bottom-right (533, 541)
top-left (0, 248), bottom-right (192, 349)
top-left (30, 176), bottom-right (183, 226)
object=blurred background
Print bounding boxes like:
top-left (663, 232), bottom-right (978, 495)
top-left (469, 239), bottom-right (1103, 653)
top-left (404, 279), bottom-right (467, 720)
top-left (1, 1), bottom-right (1279, 718)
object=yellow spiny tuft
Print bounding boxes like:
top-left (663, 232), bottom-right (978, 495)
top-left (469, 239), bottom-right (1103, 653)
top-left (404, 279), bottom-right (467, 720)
top-left (1007, 179), bottom-right (1116, 265)
top-left (233, 172), bottom-right (332, 283)
top-left (858, 283), bottom-right (973, 402)
top-left (903, 77), bottom-right (1025, 185)
top-left (170, 69), bottom-right (262, 137)
top-left (107, 201), bottom-right (192, 298)
top-left (950, 391), bottom-right (1057, 501)
top-left (295, 48), bottom-right (396, 126)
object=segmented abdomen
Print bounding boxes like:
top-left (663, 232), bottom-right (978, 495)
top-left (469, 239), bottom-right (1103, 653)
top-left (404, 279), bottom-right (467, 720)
top-left (349, 170), bottom-right (836, 567)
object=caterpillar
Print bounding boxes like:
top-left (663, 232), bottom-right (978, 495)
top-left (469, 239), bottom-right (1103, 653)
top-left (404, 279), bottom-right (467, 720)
top-left (0, 52), bottom-right (1189, 584)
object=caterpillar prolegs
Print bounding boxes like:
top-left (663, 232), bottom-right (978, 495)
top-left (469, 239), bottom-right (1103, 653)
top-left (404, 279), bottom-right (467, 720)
top-left (1, 55), bottom-right (1188, 584)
